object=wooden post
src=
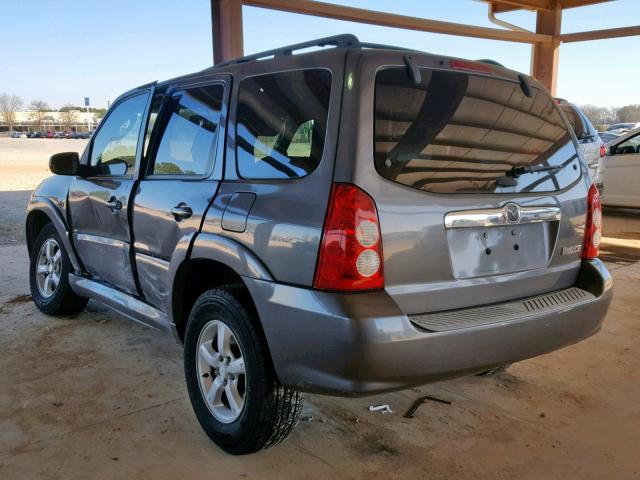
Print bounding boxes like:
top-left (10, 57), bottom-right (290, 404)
top-left (531, 1), bottom-right (561, 95)
top-left (211, 0), bottom-right (244, 64)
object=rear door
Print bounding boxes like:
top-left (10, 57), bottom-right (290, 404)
top-left (347, 56), bottom-right (589, 314)
top-left (132, 77), bottom-right (229, 309)
top-left (68, 90), bottom-right (151, 294)
top-left (604, 131), bottom-right (640, 207)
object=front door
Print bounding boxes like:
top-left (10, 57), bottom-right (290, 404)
top-left (132, 78), bottom-right (229, 309)
top-left (68, 90), bottom-right (152, 294)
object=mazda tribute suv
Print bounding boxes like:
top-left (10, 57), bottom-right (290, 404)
top-left (26, 35), bottom-right (612, 455)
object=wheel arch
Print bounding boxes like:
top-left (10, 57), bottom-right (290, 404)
top-left (26, 198), bottom-right (82, 272)
top-left (26, 209), bottom-right (53, 254)
top-left (169, 233), bottom-right (274, 345)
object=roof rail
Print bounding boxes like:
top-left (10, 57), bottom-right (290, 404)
top-left (360, 42), bottom-right (420, 53)
top-left (212, 34), bottom-right (361, 68)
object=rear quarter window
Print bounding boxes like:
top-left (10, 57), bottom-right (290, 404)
top-left (374, 67), bottom-right (581, 194)
top-left (236, 69), bottom-right (332, 180)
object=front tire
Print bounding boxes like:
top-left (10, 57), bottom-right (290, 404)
top-left (184, 286), bottom-right (303, 455)
top-left (29, 223), bottom-right (88, 315)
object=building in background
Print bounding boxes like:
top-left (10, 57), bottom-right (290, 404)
top-left (0, 110), bottom-right (102, 132)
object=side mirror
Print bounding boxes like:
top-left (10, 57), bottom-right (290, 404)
top-left (49, 152), bottom-right (80, 176)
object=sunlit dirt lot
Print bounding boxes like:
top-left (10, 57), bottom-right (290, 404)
top-left (1, 137), bottom-right (639, 479)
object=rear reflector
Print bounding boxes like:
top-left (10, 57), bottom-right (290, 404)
top-left (314, 183), bottom-right (384, 291)
top-left (582, 184), bottom-right (602, 260)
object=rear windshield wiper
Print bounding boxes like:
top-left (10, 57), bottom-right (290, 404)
top-left (495, 164), bottom-right (566, 187)
top-left (578, 133), bottom-right (597, 141)
top-left (506, 164), bottom-right (564, 178)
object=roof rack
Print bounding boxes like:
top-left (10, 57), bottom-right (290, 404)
top-left (360, 42), bottom-right (419, 53)
top-left (213, 34), bottom-right (361, 68)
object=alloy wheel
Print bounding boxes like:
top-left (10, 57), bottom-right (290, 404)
top-left (35, 238), bottom-right (62, 298)
top-left (196, 319), bottom-right (247, 423)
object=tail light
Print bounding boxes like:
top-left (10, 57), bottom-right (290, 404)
top-left (599, 144), bottom-right (606, 158)
top-left (314, 183), bottom-right (384, 291)
top-left (582, 184), bottom-right (602, 260)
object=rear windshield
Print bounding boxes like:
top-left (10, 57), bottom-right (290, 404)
top-left (374, 68), bottom-right (581, 194)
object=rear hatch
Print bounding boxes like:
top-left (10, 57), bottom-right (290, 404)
top-left (348, 55), bottom-right (589, 315)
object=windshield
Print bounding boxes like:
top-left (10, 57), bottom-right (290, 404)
top-left (374, 67), bottom-right (581, 194)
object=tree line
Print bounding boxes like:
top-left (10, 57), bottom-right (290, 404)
top-left (576, 104), bottom-right (640, 130)
top-left (0, 93), bottom-right (106, 132)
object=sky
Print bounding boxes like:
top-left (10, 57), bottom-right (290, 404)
top-left (2, 0), bottom-right (638, 110)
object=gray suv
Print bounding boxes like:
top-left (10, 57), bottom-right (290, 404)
top-left (26, 35), bottom-right (612, 455)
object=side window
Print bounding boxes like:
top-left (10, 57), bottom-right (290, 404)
top-left (617, 133), bottom-right (640, 154)
top-left (151, 84), bottom-right (224, 176)
top-left (90, 92), bottom-right (149, 176)
top-left (236, 69), bottom-right (332, 180)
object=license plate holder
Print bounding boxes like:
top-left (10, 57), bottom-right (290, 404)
top-left (446, 223), bottom-right (551, 279)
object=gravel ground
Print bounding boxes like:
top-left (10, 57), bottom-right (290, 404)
top-left (1, 138), bottom-right (640, 479)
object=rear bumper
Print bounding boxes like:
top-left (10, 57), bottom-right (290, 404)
top-left (244, 259), bottom-right (613, 396)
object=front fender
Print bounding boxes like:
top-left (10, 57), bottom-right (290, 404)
top-left (26, 195), bottom-right (82, 273)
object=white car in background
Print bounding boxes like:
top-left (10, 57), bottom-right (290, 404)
top-left (606, 122), bottom-right (640, 135)
top-left (556, 99), bottom-right (605, 190)
top-left (603, 127), bottom-right (640, 208)
top-left (599, 131), bottom-right (622, 144)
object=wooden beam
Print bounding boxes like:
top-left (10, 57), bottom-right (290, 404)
top-left (244, 0), bottom-right (553, 44)
top-left (561, 25), bottom-right (640, 43)
top-left (561, 0), bottom-right (614, 9)
top-left (531, 1), bottom-right (561, 94)
top-left (212, 0), bottom-right (244, 64)
top-left (490, 0), bottom-right (552, 13)
top-left (490, 0), bottom-right (612, 13)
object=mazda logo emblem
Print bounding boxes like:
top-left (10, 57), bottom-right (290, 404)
top-left (504, 203), bottom-right (521, 224)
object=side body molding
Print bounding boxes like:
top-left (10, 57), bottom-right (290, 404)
top-left (26, 195), bottom-right (82, 273)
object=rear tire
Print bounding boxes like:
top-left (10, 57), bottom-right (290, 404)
top-left (184, 286), bottom-right (303, 455)
top-left (476, 364), bottom-right (512, 377)
top-left (29, 223), bottom-right (88, 315)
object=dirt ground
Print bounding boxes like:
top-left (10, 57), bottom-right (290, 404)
top-left (0, 138), bottom-right (88, 245)
top-left (1, 138), bottom-right (639, 479)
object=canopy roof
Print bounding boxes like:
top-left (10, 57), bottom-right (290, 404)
top-left (211, 0), bottom-right (639, 94)
top-left (482, 0), bottom-right (613, 13)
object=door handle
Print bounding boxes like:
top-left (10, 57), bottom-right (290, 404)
top-left (171, 203), bottom-right (193, 221)
top-left (105, 197), bottom-right (123, 212)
